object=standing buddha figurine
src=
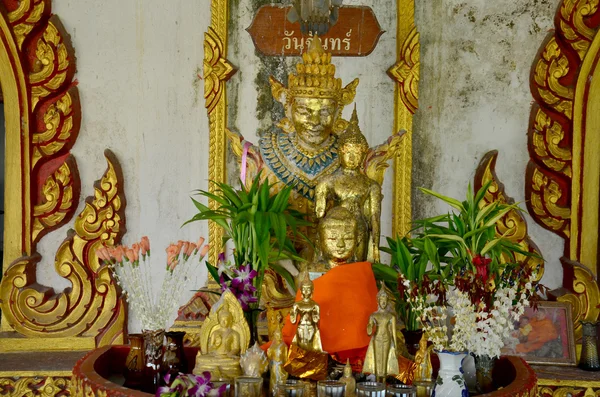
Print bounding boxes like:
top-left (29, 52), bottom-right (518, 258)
top-left (267, 327), bottom-right (289, 396)
top-left (290, 272), bottom-right (323, 352)
top-left (363, 287), bottom-right (399, 382)
top-left (314, 107), bottom-right (382, 262)
top-left (413, 332), bottom-right (433, 382)
top-left (340, 359), bottom-right (356, 397)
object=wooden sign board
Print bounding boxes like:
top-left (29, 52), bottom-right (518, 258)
top-left (247, 5), bottom-right (384, 57)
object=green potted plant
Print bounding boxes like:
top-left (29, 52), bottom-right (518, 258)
top-left (185, 173), bottom-right (311, 343)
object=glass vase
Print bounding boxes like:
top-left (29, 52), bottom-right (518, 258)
top-left (472, 354), bottom-right (495, 393)
top-left (400, 329), bottom-right (423, 357)
top-left (163, 331), bottom-right (187, 382)
top-left (123, 333), bottom-right (145, 389)
top-left (244, 307), bottom-right (262, 346)
top-left (143, 328), bottom-right (165, 393)
top-left (432, 351), bottom-right (468, 397)
top-left (579, 321), bottom-right (600, 371)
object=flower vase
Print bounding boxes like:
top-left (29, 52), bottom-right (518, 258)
top-left (401, 329), bottom-right (423, 357)
top-left (143, 329), bottom-right (165, 393)
top-left (123, 333), bottom-right (145, 390)
top-left (579, 322), bottom-right (600, 371)
top-left (473, 354), bottom-right (495, 393)
top-left (163, 331), bottom-right (187, 382)
top-left (432, 351), bottom-right (468, 397)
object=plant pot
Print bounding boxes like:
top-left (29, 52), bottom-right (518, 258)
top-left (163, 331), bottom-right (187, 382)
top-left (123, 333), bottom-right (145, 390)
top-left (579, 321), bottom-right (600, 371)
top-left (432, 351), bottom-right (468, 397)
top-left (473, 354), bottom-right (495, 393)
top-left (401, 329), bottom-right (423, 357)
top-left (143, 329), bottom-right (165, 393)
top-left (244, 307), bottom-right (262, 346)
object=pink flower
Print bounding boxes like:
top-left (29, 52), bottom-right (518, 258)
top-left (131, 243), bottom-right (140, 261)
top-left (196, 236), bottom-right (206, 250)
top-left (125, 248), bottom-right (136, 263)
top-left (181, 241), bottom-right (190, 258)
top-left (199, 244), bottom-right (210, 258)
top-left (96, 246), bottom-right (110, 262)
top-left (140, 236), bottom-right (150, 256)
top-left (185, 242), bottom-right (196, 257)
top-left (109, 246), bottom-right (126, 262)
top-left (231, 264), bottom-right (257, 289)
top-left (166, 244), bottom-right (180, 267)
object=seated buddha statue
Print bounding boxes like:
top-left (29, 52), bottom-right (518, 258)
top-left (315, 108), bottom-right (382, 262)
top-left (193, 290), bottom-right (250, 379)
top-left (281, 206), bottom-right (379, 365)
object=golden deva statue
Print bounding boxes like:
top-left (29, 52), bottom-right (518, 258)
top-left (363, 287), bottom-right (399, 381)
top-left (290, 272), bottom-right (323, 352)
top-left (267, 327), bottom-right (289, 396)
top-left (315, 108), bottom-right (382, 262)
top-left (193, 290), bottom-right (250, 379)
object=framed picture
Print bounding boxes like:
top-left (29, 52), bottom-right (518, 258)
top-left (500, 301), bottom-right (577, 366)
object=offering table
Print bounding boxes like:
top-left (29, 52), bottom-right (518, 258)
top-left (70, 346), bottom-right (538, 397)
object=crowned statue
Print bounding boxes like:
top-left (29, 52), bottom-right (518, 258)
top-left (227, 36), bottom-right (404, 266)
top-left (193, 290), bottom-right (250, 379)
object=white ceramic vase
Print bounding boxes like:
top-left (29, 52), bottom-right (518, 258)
top-left (432, 351), bottom-right (469, 397)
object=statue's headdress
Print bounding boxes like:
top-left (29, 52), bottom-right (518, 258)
top-left (377, 285), bottom-right (389, 299)
top-left (338, 106), bottom-right (369, 150)
top-left (269, 37), bottom-right (358, 126)
top-left (299, 270), bottom-right (314, 290)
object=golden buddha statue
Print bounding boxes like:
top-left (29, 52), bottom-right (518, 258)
top-left (363, 287), bottom-right (399, 381)
top-left (413, 332), bottom-right (433, 382)
top-left (267, 327), bottom-right (289, 396)
top-left (290, 272), bottom-right (324, 352)
top-left (315, 110), bottom-right (382, 262)
top-left (193, 290), bottom-right (250, 379)
top-left (340, 359), bottom-right (356, 397)
top-left (310, 206), bottom-right (358, 273)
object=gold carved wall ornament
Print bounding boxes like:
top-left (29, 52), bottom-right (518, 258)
top-left (475, 151), bottom-right (544, 281)
top-left (0, 0), bottom-right (127, 351)
top-left (0, 376), bottom-right (70, 397)
top-left (527, 0), bottom-right (600, 344)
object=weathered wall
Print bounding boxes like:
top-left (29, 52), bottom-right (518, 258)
top-left (413, 0), bottom-right (564, 288)
top-left (28, 0), bottom-right (565, 332)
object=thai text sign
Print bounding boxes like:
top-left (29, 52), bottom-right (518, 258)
top-left (247, 5), bottom-right (384, 57)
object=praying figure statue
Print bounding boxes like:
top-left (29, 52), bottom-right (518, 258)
top-left (290, 273), bottom-right (323, 352)
top-left (193, 290), bottom-right (250, 379)
top-left (315, 108), bottom-right (382, 262)
top-left (267, 327), bottom-right (289, 396)
top-left (363, 287), bottom-right (399, 381)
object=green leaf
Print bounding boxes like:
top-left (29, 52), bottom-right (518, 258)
top-left (270, 262), bottom-right (296, 290)
top-left (418, 187), bottom-right (466, 212)
top-left (205, 262), bottom-right (220, 284)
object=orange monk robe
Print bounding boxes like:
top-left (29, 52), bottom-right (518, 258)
top-left (281, 262), bottom-right (379, 365)
top-left (516, 317), bottom-right (559, 354)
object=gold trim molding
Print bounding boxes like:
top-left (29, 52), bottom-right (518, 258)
top-left (204, 0), bottom-right (420, 263)
top-left (0, 0), bottom-right (127, 350)
top-left (0, 376), bottom-right (70, 397)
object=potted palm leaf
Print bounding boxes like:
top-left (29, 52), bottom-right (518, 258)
top-left (185, 173), bottom-right (311, 343)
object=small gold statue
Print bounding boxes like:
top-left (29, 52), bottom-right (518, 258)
top-left (413, 332), bottom-right (433, 382)
top-left (315, 108), bottom-right (382, 263)
top-left (363, 287), bottom-right (399, 381)
top-left (267, 327), bottom-right (289, 396)
top-left (340, 359), bottom-right (356, 397)
top-left (290, 273), bottom-right (323, 352)
top-left (240, 343), bottom-right (268, 377)
top-left (193, 290), bottom-right (250, 379)
top-left (284, 272), bottom-right (329, 380)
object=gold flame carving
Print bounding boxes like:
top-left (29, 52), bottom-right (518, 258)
top-left (475, 151), bottom-right (544, 281)
top-left (29, 16), bottom-right (74, 111)
top-left (387, 26), bottom-right (419, 115)
top-left (0, 376), bottom-right (70, 397)
top-left (32, 156), bottom-right (79, 244)
top-left (7, 0), bottom-right (48, 49)
top-left (0, 151), bottom-right (126, 344)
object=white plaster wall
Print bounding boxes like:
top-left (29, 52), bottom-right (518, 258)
top-left (413, 0), bottom-right (565, 288)
top-left (36, 0), bottom-right (212, 332)
top-left (32, 0), bottom-right (566, 334)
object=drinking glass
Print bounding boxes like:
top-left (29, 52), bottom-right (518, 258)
top-left (385, 384), bottom-right (417, 397)
top-left (212, 380), bottom-right (232, 397)
top-left (234, 376), bottom-right (262, 397)
top-left (356, 381), bottom-right (386, 396)
top-left (277, 379), bottom-right (305, 396)
top-left (316, 380), bottom-right (346, 397)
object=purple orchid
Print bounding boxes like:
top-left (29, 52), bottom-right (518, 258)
top-left (231, 264), bottom-right (257, 289)
top-left (155, 372), bottom-right (226, 397)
